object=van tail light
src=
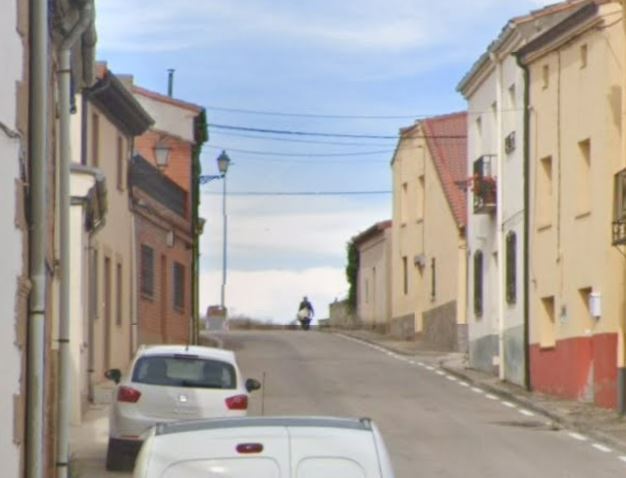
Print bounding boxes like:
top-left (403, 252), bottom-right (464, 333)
top-left (117, 386), bottom-right (142, 403)
top-left (237, 443), bottom-right (263, 454)
top-left (225, 394), bottom-right (248, 410)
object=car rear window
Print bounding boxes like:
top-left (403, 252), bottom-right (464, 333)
top-left (132, 355), bottom-right (237, 389)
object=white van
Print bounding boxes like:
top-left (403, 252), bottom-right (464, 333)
top-left (133, 416), bottom-right (395, 478)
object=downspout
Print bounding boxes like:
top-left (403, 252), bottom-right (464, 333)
top-left (56, 4), bottom-right (94, 478)
top-left (619, 0), bottom-right (626, 414)
top-left (27, 0), bottom-right (48, 476)
top-left (491, 51), bottom-right (506, 381)
top-left (515, 52), bottom-right (532, 391)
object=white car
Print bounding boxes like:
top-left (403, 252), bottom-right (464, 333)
top-left (133, 416), bottom-right (395, 478)
top-left (104, 344), bottom-right (261, 471)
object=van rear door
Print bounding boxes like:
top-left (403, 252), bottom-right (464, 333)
top-left (288, 427), bottom-right (382, 478)
top-left (149, 426), bottom-right (289, 478)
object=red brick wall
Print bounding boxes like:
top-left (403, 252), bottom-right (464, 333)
top-left (530, 333), bottom-right (617, 409)
top-left (136, 212), bottom-right (192, 346)
top-left (134, 131), bottom-right (193, 219)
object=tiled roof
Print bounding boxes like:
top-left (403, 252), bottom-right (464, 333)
top-left (421, 112), bottom-right (468, 228)
top-left (352, 220), bottom-right (392, 246)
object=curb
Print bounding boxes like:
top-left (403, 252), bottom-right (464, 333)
top-left (336, 329), bottom-right (626, 454)
top-left (439, 359), bottom-right (626, 454)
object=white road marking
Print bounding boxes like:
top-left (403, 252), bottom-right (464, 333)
top-left (445, 375), bottom-right (458, 382)
top-left (519, 409), bottom-right (535, 417)
top-left (592, 443), bottom-right (612, 453)
top-left (459, 381), bottom-right (470, 387)
top-left (471, 387), bottom-right (483, 394)
top-left (417, 362), bottom-right (425, 367)
top-left (501, 401), bottom-right (516, 408)
top-left (485, 394), bottom-right (498, 400)
top-left (568, 432), bottom-right (588, 442)
top-left (425, 366), bottom-right (435, 371)
top-left (407, 360), bottom-right (415, 365)
top-left (436, 370), bottom-right (445, 376)
top-left (618, 456), bottom-right (626, 463)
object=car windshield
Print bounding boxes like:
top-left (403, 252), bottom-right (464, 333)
top-left (132, 355), bottom-right (236, 389)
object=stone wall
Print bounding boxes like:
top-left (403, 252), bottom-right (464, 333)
top-left (389, 313), bottom-right (415, 339)
top-left (329, 299), bottom-right (360, 328)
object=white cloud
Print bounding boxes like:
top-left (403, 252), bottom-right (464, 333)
top-left (96, 0), bottom-right (537, 54)
top-left (199, 267), bottom-right (347, 323)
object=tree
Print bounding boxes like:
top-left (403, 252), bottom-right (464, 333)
top-left (346, 240), bottom-right (359, 311)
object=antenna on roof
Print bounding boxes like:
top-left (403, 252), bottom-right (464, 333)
top-left (167, 68), bottom-right (175, 97)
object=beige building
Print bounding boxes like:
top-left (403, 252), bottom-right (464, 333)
top-left (390, 113), bottom-right (468, 350)
top-left (68, 64), bottom-right (153, 421)
top-left (353, 221), bottom-right (392, 330)
top-left (517, 0), bottom-right (624, 410)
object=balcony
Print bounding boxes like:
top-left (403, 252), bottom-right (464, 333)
top-left (472, 155), bottom-right (497, 215)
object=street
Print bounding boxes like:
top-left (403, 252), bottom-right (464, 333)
top-left (73, 329), bottom-right (626, 477)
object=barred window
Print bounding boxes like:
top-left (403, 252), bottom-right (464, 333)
top-left (141, 245), bottom-right (154, 297)
top-left (474, 250), bottom-right (483, 317)
top-left (173, 262), bottom-right (185, 311)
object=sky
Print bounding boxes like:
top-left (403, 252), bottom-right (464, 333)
top-left (96, 0), bottom-right (555, 323)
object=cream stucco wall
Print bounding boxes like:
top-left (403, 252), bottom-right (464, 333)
top-left (528, 5), bottom-right (624, 349)
top-left (391, 124), bottom-right (466, 339)
top-left (0, 0), bottom-right (25, 473)
top-left (357, 227), bottom-right (391, 327)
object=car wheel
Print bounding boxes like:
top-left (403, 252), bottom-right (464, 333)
top-left (105, 438), bottom-right (134, 471)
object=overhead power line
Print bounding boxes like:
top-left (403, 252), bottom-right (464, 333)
top-left (209, 123), bottom-right (467, 140)
top-left (205, 144), bottom-right (393, 157)
top-left (201, 190), bottom-right (392, 196)
top-left (210, 130), bottom-right (397, 147)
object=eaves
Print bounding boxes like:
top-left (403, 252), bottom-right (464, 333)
top-left (515, 2), bottom-right (601, 65)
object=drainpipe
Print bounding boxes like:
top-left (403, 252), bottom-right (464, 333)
top-left (619, 0), bottom-right (626, 414)
top-left (515, 52), bottom-right (532, 391)
top-left (26, 0), bottom-right (48, 477)
top-left (56, 4), bottom-right (94, 478)
top-left (491, 52), bottom-right (506, 381)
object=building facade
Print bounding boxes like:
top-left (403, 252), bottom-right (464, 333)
top-left (354, 221), bottom-right (392, 330)
top-left (390, 113), bottom-right (468, 350)
top-left (458, 0), bottom-right (589, 385)
top-left (69, 64), bottom-right (153, 423)
top-left (517, 0), bottom-right (624, 410)
top-left (132, 86), bottom-right (205, 346)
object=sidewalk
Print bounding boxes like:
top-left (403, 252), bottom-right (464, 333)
top-left (335, 328), bottom-right (626, 454)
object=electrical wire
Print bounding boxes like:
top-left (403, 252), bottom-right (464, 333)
top-left (210, 130), bottom-right (397, 147)
top-left (201, 190), bottom-right (392, 196)
top-left (204, 144), bottom-right (393, 157)
top-left (209, 123), bottom-right (467, 140)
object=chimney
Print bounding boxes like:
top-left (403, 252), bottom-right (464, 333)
top-left (167, 68), bottom-right (175, 97)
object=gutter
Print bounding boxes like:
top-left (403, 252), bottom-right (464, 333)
top-left (26, 0), bottom-right (49, 477)
top-left (515, 51), bottom-right (532, 391)
top-left (56, 3), bottom-right (95, 478)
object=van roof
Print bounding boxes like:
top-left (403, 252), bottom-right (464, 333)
top-left (156, 416), bottom-right (373, 436)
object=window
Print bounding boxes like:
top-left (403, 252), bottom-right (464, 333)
top-left (474, 251), bottom-right (483, 317)
top-left (132, 355), bottom-right (236, 389)
top-left (542, 64), bottom-right (549, 89)
top-left (141, 245), bottom-right (154, 297)
top-left (91, 113), bottom-right (99, 167)
top-left (430, 257), bottom-right (436, 301)
top-left (116, 136), bottom-right (124, 191)
top-left (508, 83), bottom-right (516, 110)
top-left (540, 296), bottom-right (556, 348)
top-left (538, 156), bottom-right (553, 226)
top-left (116, 263), bottom-right (122, 326)
top-left (401, 182), bottom-right (408, 224)
top-left (402, 256), bottom-right (408, 295)
top-left (365, 278), bottom-right (369, 304)
top-left (506, 232), bottom-right (517, 305)
top-left (580, 44), bottom-right (588, 69)
top-left (578, 287), bottom-right (592, 327)
top-left (417, 175), bottom-right (425, 220)
top-left (476, 116), bottom-right (482, 139)
top-left (577, 139), bottom-right (591, 215)
top-left (173, 262), bottom-right (185, 311)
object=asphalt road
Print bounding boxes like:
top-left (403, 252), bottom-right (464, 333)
top-left (219, 329), bottom-right (626, 478)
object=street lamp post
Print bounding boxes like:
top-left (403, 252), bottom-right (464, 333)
top-left (200, 150), bottom-right (231, 311)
